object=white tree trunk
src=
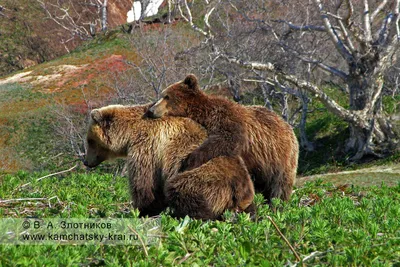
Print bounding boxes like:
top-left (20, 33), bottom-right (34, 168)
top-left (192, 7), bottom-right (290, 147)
top-left (101, 0), bottom-right (107, 32)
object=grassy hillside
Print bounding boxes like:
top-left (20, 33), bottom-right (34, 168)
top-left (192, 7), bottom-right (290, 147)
top-left (0, 0), bottom-right (133, 77)
top-left (0, 29), bottom-right (144, 172)
top-left (1, 171), bottom-right (399, 266)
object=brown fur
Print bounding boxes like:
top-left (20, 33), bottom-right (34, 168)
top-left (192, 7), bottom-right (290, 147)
top-left (146, 74), bottom-right (299, 202)
top-left (167, 156), bottom-right (255, 220)
top-left (84, 104), bottom-right (254, 219)
top-left (147, 75), bottom-right (248, 172)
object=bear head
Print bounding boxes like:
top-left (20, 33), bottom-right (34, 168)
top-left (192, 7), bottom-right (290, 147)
top-left (145, 74), bottom-right (201, 119)
top-left (84, 105), bottom-right (127, 168)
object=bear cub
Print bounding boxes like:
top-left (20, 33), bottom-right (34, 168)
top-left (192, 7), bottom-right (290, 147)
top-left (146, 74), bottom-right (248, 172)
top-left (145, 74), bottom-right (299, 203)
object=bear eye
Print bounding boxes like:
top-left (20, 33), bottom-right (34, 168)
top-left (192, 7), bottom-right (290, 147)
top-left (164, 95), bottom-right (170, 100)
top-left (87, 139), bottom-right (95, 146)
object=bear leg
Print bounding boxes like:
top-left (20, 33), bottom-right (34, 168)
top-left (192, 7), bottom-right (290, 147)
top-left (165, 184), bottom-right (216, 220)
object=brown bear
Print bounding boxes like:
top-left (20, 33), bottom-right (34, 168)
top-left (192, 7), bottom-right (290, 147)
top-left (145, 74), bottom-right (299, 203)
top-left (84, 104), bottom-right (255, 220)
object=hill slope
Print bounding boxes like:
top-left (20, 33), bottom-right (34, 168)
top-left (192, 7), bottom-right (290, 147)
top-left (0, 0), bottom-right (133, 76)
top-left (0, 30), bottom-right (138, 172)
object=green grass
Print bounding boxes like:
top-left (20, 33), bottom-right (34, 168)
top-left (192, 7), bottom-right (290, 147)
top-left (0, 83), bottom-right (46, 113)
top-left (383, 94), bottom-right (400, 114)
top-left (0, 0), bottom-right (52, 77)
top-left (1, 171), bottom-right (399, 266)
top-left (0, 82), bottom-right (61, 172)
top-left (66, 30), bottom-right (132, 60)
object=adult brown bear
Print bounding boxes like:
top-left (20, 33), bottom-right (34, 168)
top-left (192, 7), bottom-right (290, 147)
top-left (146, 74), bottom-right (299, 202)
top-left (84, 104), bottom-right (255, 220)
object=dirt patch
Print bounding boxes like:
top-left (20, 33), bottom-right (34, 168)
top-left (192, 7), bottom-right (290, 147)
top-left (0, 55), bottom-right (129, 93)
top-left (300, 165), bottom-right (400, 179)
top-left (0, 71), bottom-right (33, 85)
top-left (297, 165), bottom-right (400, 187)
top-left (31, 74), bottom-right (62, 85)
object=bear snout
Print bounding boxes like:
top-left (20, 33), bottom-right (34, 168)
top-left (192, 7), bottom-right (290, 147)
top-left (83, 158), bottom-right (98, 168)
top-left (83, 159), bottom-right (94, 168)
top-left (83, 159), bottom-right (90, 167)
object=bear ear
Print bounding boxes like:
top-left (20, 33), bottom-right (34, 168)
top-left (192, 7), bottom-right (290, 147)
top-left (91, 109), bottom-right (102, 123)
top-left (183, 74), bottom-right (199, 90)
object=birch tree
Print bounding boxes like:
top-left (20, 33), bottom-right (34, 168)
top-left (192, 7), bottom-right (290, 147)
top-left (177, 0), bottom-right (400, 160)
top-left (36, 0), bottom-right (108, 51)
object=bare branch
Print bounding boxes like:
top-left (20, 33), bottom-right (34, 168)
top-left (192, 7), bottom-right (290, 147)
top-left (344, 0), bottom-right (353, 26)
top-left (0, 198), bottom-right (47, 203)
top-left (222, 54), bottom-right (368, 129)
top-left (128, 225), bottom-right (148, 257)
top-left (325, 11), bottom-right (344, 20)
top-left (306, 60), bottom-right (347, 80)
top-left (363, 0), bottom-right (372, 42)
top-left (36, 0), bottom-right (93, 40)
top-left (396, 0), bottom-right (400, 39)
top-left (371, 0), bottom-right (389, 22)
top-left (313, 0), bottom-right (354, 62)
top-left (18, 164), bottom-right (78, 189)
top-left (204, 1), bottom-right (220, 37)
top-left (178, 0), bottom-right (220, 39)
top-left (335, 1), bottom-right (356, 52)
top-left (378, 13), bottom-right (394, 45)
top-left (279, 43), bottom-right (348, 80)
top-left (364, 75), bottom-right (384, 114)
top-left (178, 0), bottom-right (208, 37)
top-left (267, 216), bottom-right (301, 263)
top-left (273, 19), bottom-right (327, 32)
top-left (343, 0), bottom-right (365, 44)
top-left (377, 2), bottom-right (400, 61)
top-left (270, 76), bottom-right (302, 97)
top-left (177, 253), bottom-right (193, 265)
top-left (337, 20), bottom-right (356, 52)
